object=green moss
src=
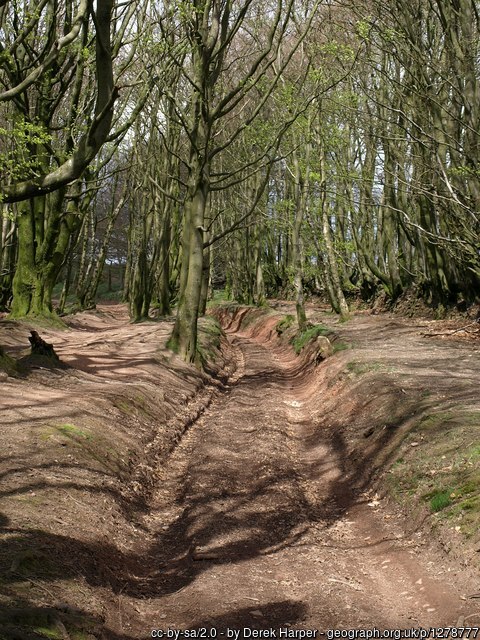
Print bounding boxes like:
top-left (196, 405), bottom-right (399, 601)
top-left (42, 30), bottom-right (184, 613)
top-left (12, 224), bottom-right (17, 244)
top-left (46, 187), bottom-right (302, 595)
top-left (196, 316), bottom-right (225, 368)
top-left (199, 316), bottom-right (223, 341)
top-left (0, 349), bottom-right (17, 375)
top-left (11, 312), bottom-right (67, 329)
top-left (33, 625), bottom-right (64, 639)
top-left (332, 341), bottom-right (349, 353)
top-left (166, 335), bottom-right (179, 353)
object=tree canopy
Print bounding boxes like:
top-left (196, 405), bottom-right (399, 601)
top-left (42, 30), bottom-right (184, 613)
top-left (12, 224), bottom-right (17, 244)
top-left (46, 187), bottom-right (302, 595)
top-left (1, 0), bottom-right (479, 359)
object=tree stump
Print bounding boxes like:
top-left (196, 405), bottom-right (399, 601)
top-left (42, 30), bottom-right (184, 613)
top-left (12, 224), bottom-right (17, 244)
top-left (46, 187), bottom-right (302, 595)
top-left (28, 331), bottom-right (59, 361)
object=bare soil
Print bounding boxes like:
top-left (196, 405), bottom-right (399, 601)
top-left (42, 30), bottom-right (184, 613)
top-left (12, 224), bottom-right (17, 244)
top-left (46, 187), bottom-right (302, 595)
top-left (0, 303), bottom-right (479, 639)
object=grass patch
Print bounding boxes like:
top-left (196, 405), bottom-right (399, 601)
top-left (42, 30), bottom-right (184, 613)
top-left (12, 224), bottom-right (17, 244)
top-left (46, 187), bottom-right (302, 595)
top-left (468, 445), bottom-right (480, 458)
top-left (332, 341), bottom-right (349, 353)
top-left (208, 289), bottom-right (231, 305)
top-left (96, 281), bottom-right (123, 302)
top-left (347, 361), bottom-right (385, 375)
top-left (391, 457), bottom-right (405, 469)
top-left (420, 389), bottom-right (433, 399)
top-left (386, 407), bottom-right (480, 540)
top-left (97, 289), bottom-right (123, 302)
top-left (291, 324), bottom-right (333, 354)
top-left (34, 626), bottom-right (63, 639)
top-left (0, 606), bottom-right (99, 640)
top-left (418, 411), bottom-right (455, 431)
top-left (276, 314), bottom-right (295, 335)
top-left (114, 399), bottom-right (136, 415)
top-left (55, 423), bottom-right (92, 440)
top-left (112, 394), bottom-right (153, 419)
top-left (44, 422), bottom-right (124, 474)
top-left (458, 496), bottom-right (480, 511)
top-left (428, 489), bottom-right (453, 512)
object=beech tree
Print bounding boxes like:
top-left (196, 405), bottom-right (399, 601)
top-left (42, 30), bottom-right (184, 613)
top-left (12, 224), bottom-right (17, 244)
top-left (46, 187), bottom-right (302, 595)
top-left (0, 0), bottom-right (149, 317)
top-left (2, 0), bottom-right (479, 344)
top-left (259, 0), bottom-right (480, 313)
top-left (151, 0), bottom-right (320, 361)
top-left (0, 0), bottom-right (117, 203)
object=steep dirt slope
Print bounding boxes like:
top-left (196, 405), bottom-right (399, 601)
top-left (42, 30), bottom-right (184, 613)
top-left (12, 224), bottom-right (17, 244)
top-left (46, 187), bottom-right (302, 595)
top-left (0, 306), bottom-right (232, 639)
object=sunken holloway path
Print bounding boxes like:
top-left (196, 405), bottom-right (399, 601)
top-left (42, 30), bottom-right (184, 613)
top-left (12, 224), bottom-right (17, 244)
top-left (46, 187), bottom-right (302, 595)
top-left (120, 318), bottom-right (470, 637)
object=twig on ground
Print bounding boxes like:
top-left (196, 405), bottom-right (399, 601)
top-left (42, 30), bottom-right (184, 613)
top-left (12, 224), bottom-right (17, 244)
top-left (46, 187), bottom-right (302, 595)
top-left (422, 320), bottom-right (480, 338)
top-left (11, 571), bottom-right (57, 599)
top-left (328, 577), bottom-right (363, 591)
top-left (61, 489), bottom-right (91, 509)
top-left (463, 612), bottom-right (480, 621)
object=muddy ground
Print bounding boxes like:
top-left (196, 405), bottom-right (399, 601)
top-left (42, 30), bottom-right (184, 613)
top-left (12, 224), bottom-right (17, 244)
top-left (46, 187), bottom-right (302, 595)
top-left (0, 303), bottom-right (479, 639)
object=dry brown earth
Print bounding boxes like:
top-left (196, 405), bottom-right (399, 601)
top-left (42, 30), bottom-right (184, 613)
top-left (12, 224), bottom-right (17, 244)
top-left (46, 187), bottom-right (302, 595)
top-left (0, 303), bottom-right (479, 639)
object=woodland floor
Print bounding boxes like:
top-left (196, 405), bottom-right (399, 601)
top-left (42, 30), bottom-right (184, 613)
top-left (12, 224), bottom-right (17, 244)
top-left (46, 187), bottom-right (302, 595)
top-left (0, 302), bottom-right (479, 639)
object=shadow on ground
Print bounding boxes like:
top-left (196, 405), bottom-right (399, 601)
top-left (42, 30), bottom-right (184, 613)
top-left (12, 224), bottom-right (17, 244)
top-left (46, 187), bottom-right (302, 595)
top-left (0, 357), bottom-right (410, 638)
top-left (4, 306), bottom-right (473, 637)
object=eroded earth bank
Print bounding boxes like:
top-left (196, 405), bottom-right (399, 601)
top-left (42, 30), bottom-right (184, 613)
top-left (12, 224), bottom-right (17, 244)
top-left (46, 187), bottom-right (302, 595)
top-left (0, 304), bottom-right (479, 639)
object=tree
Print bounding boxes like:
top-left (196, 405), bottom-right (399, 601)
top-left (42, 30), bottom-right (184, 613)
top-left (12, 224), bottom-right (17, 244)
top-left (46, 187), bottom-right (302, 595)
top-left (350, 0), bottom-right (480, 307)
top-left (0, 0), bottom-right (147, 317)
top-left (0, 0), bottom-right (117, 203)
top-left (157, 0), bottom-right (320, 361)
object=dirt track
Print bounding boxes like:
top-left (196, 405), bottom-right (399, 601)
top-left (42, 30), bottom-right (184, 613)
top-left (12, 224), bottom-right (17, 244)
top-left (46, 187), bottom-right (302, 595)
top-left (0, 305), bottom-right (478, 639)
top-left (118, 311), bottom-right (472, 637)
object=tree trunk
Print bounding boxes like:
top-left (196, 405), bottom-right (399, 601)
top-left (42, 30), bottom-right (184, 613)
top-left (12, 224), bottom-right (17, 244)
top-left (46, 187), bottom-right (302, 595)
top-left (292, 138), bottom-right (310, 332)
top-left (156, 211), bottom-right (172, 316)
top-left (254, 215), bottom-right (266, 306)
top-left (199, 238), bottom-right (211, 317)
top-left (171, 184), bottom-right (207, 362)
top-left (319, 151), bottom-right (350, 320)
top-left (11, 190), bottom-right (76, 318)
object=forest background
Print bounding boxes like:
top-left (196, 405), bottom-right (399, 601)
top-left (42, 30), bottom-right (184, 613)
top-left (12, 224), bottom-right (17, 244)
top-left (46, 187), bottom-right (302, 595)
top-left (1, 0), bottom-right (479, 362)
